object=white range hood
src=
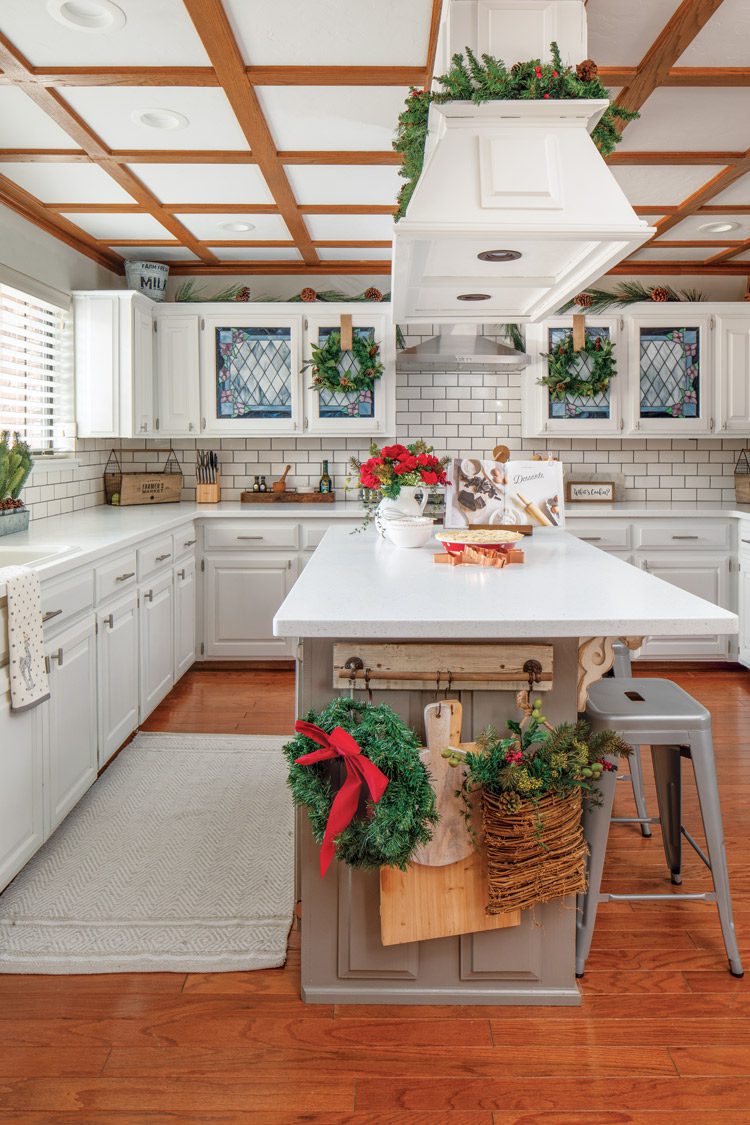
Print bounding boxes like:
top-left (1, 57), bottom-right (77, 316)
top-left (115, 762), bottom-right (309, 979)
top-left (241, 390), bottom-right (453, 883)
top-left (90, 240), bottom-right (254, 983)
top-left (392, 0), bottom-right (654, 325)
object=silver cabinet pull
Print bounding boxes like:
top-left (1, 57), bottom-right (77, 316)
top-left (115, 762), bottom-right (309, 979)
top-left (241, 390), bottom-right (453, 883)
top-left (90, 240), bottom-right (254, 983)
top-left (116, 572), bottom-right (135, 582)
top-left (581, 537), bottom-right (602, 542)
top-left (103, 613), bottom-right (114, 628)
top-left (177, 569), bottom-right (186, 580)
top-left (50, 647), bottom-right (63, 666)
top-left (143, 590), bottom-right (154, 602)
top-left (237, 535), bottom-right (263, 541)
top-left (42, 608), bottom-right (63, 623)
top-left (742, 539), bottom-right (750, 545)
top-left (672, 535), bottom-right (699, 540)
top-left (183, 538), bottom-right (196, 547)
top-left (156, 553), bottom-right (171, 562)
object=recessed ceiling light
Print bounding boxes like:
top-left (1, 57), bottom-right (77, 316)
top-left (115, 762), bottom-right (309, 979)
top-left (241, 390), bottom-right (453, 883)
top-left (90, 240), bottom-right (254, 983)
top-left (698, 221), bottom-right (740, 234)
top-left (457, 293), bottom-right (491, 301)
top-left (131, 108), bottom-right (189, 131)
top-left (46, 0), bottom-right (126, 32)
top-left (220, 221), bottom-right (256, 233)
top-left (477, 249), bottom-right (522, 262)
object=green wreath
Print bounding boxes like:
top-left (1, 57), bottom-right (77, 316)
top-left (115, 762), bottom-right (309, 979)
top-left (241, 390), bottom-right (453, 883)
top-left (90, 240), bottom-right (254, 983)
top-left (301, 331), bottom-right (384, 395)
top-left (284, 697), bottom-right (438, 870)
top-left (539, 334), bottom-right (616, 402)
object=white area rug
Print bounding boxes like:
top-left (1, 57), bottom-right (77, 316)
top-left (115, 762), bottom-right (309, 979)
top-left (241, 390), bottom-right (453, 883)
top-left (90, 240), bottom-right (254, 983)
top-left (0, 733), bottom-right (294, 974)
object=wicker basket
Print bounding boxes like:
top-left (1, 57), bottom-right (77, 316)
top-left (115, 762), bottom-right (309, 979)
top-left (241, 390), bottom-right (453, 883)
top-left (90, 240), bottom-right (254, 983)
top-left (735, 450), bottom-right (750, 504)
top-left (481, 790), bottom-right (587, 914)
top-left (104, 447), bottom-right (183, 506)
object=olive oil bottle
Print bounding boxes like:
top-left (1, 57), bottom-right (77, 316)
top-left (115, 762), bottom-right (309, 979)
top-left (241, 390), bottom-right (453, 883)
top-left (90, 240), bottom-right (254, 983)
top-left (319, 459), bottom-right (332, 494)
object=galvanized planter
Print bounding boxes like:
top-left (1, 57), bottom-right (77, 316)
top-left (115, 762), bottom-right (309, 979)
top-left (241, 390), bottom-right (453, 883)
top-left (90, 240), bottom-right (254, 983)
top-left (0, 507), bottom-right (30, 537)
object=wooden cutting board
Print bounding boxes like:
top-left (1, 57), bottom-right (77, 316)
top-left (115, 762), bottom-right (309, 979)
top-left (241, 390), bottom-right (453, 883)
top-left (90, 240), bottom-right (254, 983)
top-left (412, 701), bottom-right (473, 867)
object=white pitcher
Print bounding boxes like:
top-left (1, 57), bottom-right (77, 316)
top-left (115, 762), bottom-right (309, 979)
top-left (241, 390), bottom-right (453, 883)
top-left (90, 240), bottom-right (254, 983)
top-left (374, 485), bottom-right (429, 539)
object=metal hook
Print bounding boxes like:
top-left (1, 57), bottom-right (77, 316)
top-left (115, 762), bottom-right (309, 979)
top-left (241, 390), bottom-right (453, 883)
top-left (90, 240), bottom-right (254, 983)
top-left (344, 656), bottom-right (364, 700)
top-left (435, 671), bottom-right (443, 716)
top-left (523, 658), bottom-right (543, 692)
top-left (364, 667), bottom-right (373, 704)
top-left (446, 670), bottom-right (453, 700)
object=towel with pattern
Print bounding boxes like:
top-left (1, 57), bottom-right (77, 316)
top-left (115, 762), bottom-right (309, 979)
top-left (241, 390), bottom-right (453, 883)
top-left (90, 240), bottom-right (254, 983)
top-left (3, 566), bottom-right (49, 712)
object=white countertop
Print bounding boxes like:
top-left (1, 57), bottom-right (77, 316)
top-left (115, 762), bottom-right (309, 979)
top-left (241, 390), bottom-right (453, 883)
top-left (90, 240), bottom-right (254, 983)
top-left (564, 501), bottom-right (750, 520)
top-left (273, 526), bottom-right (739, 640)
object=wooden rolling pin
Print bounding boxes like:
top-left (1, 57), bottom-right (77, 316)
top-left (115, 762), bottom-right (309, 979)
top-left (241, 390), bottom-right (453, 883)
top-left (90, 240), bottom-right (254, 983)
top-left (272, 465), bottom-right (292, 493)
top-left (515, 490), bottom-right (553, 526)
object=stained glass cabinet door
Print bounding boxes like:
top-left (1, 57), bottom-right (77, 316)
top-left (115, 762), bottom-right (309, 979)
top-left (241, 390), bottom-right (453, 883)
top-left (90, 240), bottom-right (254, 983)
top-left (200, 313), bottom-right (303, 435)
top-left (628, 313), bottom-right (714, 435)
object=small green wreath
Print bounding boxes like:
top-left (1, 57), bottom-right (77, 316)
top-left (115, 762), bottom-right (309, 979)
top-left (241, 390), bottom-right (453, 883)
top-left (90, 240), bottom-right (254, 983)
top-left (284, 697), bottom-right (437, 870)
top-left (539, 334), bottom-right (616, 402)
top-left (301, 331), bottom-right (384, 395)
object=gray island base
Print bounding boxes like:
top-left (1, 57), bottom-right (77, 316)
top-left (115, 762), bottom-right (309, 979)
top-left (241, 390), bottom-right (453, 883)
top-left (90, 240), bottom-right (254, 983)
top-left (275, 527), bottom-right (737, 1006)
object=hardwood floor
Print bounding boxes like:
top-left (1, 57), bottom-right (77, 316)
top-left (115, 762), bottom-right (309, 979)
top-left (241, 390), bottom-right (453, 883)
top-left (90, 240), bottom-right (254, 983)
top-left (2, 664), bottom-right (749, 1122)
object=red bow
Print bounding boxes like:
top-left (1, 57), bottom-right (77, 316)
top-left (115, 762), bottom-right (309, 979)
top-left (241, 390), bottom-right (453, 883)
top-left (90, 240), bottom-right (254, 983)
top-left (294, 720), bottom-right (389, 876)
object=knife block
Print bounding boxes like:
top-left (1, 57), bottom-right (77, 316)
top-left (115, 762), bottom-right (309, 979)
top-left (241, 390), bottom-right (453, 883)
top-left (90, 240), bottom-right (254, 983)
top-left (195, 472), bottom-right (221, 504)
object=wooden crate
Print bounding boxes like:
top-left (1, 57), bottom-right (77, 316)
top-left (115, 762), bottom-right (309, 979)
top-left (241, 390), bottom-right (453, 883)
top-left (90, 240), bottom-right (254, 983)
top-left (104, 448), bottom-right (183, 506)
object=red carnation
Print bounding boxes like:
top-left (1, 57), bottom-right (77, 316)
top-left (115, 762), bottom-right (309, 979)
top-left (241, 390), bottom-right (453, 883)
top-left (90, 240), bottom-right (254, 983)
top-left (421, 471), bottom-right (439, 485)
top-left (381, 443), bottom-right (409, 460)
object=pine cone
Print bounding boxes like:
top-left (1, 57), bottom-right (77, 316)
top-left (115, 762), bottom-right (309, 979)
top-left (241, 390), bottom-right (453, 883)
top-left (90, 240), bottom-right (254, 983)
top-left (573, 292), bottom-right (593, 309)
top-left (650, 286), bottom-right (670, 302)
top-left (300, 287), bottom-right (317, 303)
top-left (233, 286), bottom-right (251, 302)
top-left (576, 59), bottom-right (599, 82)
top-left (364, 287), bottom-right (383, 302)
top-left (497, 791), bottom-right (522, 815)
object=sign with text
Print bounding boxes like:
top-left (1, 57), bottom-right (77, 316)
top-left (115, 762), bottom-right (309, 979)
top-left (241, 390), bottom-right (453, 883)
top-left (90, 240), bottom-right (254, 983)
top-left (565, 480), bottom-right (615, 503)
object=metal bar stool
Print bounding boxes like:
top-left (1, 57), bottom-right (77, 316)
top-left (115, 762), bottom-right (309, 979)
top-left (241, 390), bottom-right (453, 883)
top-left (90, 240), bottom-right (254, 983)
top-left (577, 676), bottom-right (743, 978)
top-left (611, 644), bottom-right (652, 838)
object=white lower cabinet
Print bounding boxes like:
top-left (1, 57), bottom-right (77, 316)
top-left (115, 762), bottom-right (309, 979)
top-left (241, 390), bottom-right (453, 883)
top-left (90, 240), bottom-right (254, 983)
top-left (738, 545), bottom-right (750, 668)
top-left (203, 552), bottom-right (297, 658)
top-left (139, 569), bottom-right (174, 719)
top-left (636, 553), bottom-right (732, 659)
top-left (0, 689), bottom-right (44, 892)
top-left (97, 591), bottom-right (139, 768)
top-left (45, 615), bottom-right (98, 834)
top-left (174, 559), bottom-right (197, 678)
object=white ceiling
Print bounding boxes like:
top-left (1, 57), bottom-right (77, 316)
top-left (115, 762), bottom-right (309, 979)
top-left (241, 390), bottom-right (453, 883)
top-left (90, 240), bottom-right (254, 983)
top-left (60, 212), bottom-right (175, 240)
top-left (255, 86), bottom-right (411, 150)
top-left (677, 0), bottom-right (750, 66)
top-left (0, 87), bottom-right (79, 148)
top-left (283, 165), bottom-right (402, 206)
top-left (0, 161), bottom-right (136, 204)
top-left (618, 88), bottom-right (750, 152)
top-left (128, 163), bottom-right (275, 205)
top-left (587, 0), bottom-right (683, 66)
top-left (176, 212), bottom-right (293, 241)
top-left (610, 166), bottom-right (725, 206)
top-left (112, 244), bottom-right (199, 260)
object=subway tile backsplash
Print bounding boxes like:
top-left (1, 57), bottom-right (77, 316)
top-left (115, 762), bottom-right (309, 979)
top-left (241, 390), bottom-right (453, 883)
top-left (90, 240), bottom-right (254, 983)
top-left (23, 339), bottom-right (744, 519)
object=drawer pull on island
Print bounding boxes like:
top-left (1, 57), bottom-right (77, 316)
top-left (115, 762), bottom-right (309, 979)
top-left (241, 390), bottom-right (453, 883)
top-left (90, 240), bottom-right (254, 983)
top-left (672, 535), bottom-right (700, 540)
top-left (155, 553), bottom-right (171, 562)
top-left (115, 572), bottom-right (135, 582)
top-left (183, 539), bottom-right (196, 547)
top-left (581, 537), bottom-right (602, 542)
top-left (42, 609), bottom-right (63, 623)
top-left (237, 535), bottom-right (264, 541)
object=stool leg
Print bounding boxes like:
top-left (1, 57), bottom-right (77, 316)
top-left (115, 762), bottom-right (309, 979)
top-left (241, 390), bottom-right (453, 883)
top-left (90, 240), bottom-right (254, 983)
top-left (651, 746), bottom-right (682, 884)
top-left (576, 759), bottom-right (617, 978)
top-left (629, 745), bottom-right (652, 839)
top-left (689, 730), bottom-right (744, 978)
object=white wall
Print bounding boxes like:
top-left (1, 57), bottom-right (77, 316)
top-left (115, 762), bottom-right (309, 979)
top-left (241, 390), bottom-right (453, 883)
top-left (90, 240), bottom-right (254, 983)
top-left (0, 203), bottom-right (120, 299)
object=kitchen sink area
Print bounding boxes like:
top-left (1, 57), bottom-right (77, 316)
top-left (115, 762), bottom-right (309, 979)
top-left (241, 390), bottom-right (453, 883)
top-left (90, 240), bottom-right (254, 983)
top-left (0, 545), bottom-right (80, 568)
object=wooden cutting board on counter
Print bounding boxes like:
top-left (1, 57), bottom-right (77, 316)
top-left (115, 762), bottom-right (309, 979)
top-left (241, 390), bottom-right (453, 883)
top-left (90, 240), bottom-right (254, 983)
top-left (380, 700), bottom-right (521, 946)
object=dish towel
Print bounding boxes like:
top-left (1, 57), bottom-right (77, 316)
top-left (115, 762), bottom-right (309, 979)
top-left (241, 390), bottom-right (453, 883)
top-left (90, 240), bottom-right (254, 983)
top-left (3, 566), bottom-right (50, 712)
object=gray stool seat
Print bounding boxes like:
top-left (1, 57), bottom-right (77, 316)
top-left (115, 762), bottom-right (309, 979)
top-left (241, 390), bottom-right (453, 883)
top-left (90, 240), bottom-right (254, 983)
top-left (578, 676), bottom-right (743, 979)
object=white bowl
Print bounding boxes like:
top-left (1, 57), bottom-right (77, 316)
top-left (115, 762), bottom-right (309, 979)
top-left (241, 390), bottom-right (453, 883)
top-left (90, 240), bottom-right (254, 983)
top-left (385, 517), bottom-right (435, 549)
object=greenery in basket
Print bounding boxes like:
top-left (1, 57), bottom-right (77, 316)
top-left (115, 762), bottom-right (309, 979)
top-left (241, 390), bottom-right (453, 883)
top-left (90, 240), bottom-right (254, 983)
top-left (301, 331), bottom-right (384, 395)
top-left (394, 43), bottom-right (637, 220)
top-left (0, 430), bottom-right (33, 513)
top-left (284, 697), bottom-right (438, 870)
top-left (540, 333), bottom-right (616, 402)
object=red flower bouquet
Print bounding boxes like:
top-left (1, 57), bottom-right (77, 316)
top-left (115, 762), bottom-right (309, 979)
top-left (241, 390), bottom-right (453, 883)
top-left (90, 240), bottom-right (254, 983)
top-left (351, 440), bottom-right (450, 500)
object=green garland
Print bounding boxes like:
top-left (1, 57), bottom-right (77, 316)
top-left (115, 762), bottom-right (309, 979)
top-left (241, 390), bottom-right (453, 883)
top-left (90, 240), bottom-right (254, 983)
top-left (394, 43), bottom-right (637, 220)
top-left (284, 697), bottom-right (438, 870)
top-left (540, 334), bottom-right (616, 402)
top-left (561, 282), bottom-right (707, 314)
top-left (301, 331), bottom-right (384, 395)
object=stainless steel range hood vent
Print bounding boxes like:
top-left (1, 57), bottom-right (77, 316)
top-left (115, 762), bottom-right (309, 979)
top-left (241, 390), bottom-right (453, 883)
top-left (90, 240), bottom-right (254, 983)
top-left (398, 324), bottom-right (530, 371)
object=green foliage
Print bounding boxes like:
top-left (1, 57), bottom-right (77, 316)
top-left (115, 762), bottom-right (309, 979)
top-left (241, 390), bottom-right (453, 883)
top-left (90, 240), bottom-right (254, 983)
top-left (540, 333), bottom-right (616, 401)
top-left (500, 323), bottom-right (525, 352)
top-left (0, 431), bottom-right (33, 501)
top-left (284, 697), bottom-right (438, 871)
top-left (562, 283), bottom-right (708, 313)
top-left (174, 281), bottom-right (249, 302)
top-left (462, 718), bottom-right (631, 807)
top-left (301, 331), bottom-right (384, 395)
top-left (394, 43), bottom-right (637, 220)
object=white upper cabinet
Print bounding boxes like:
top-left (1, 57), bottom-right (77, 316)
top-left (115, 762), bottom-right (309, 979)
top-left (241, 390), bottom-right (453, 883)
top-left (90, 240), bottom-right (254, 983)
top-left (74, 291), bottom-right (156, 439)
top-left (154, 311), bottom-right (201, 436)
top-left (627, 310), bottom-right (714, 436)
top-left (716, 313), bottom-right (750, 435)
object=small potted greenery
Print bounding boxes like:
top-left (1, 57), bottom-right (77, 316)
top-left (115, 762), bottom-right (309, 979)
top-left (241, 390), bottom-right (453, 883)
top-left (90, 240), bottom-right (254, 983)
top-left (0, 431), bottom-right (33, 536)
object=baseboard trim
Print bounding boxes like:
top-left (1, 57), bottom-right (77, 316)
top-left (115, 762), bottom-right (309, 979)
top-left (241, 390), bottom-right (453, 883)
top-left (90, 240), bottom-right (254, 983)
top-left (191, 660), bottom-right (295, 672)
top-left (633, 660), bottom-right (744, 673)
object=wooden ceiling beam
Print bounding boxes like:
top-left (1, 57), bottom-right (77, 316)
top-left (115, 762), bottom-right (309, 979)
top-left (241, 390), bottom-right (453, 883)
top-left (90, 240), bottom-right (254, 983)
top-left (614, 0), bottom-right (728, 128)
top-left (425, 0), bottom-right (444, 87)
top-left (705, 238), bottom-right (750, 264)
top-left (167, 261), bottom-right (391, 276)
top-left (0, 148), bottom-right (402, 167)
top-left (607, 151), bottom-right (744, 165)
top-left (608, 260), bottom-right (750, 274)
top-left (245, 65), bottom-right (424, 86)
top-left (14, 66), bottom-right (219, 87)
top-left (654, 148), bottom-right (750, 236)
top-left (0, 148), bottom-right (90, 162)
top-left (182, 0), bottom-right (318, 266)
top-left (601, 66), bottom-right (750, 87)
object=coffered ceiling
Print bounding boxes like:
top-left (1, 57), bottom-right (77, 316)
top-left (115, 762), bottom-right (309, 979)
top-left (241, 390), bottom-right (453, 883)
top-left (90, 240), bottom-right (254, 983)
top-left (0, 0), bottom-right (748, 279)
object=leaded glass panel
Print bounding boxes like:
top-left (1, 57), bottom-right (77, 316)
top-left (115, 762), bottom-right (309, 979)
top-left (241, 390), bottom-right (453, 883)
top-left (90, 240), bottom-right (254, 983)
top-left (215, 326), bottom-right (292, 420)
top-left (316, 326), bottom-right (375, 419)
top-left (547, 325), bottom-right (611, 419)
top-left (639, 326), bottom-right (700, 419)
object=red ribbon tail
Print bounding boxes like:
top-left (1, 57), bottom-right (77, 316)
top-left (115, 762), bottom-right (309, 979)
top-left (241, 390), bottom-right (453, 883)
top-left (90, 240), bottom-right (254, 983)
top-left (319, 765), bottom-right (361, 877)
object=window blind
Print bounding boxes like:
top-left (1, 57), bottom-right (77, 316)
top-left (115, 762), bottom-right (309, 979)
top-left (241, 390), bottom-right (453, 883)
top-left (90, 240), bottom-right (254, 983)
top-left (0, 282), bottom-right (72, 454)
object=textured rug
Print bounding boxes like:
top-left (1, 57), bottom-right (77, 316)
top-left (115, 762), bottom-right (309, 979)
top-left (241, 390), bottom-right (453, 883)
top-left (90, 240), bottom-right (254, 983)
top-left (0, 733), bottom-right (295, 973)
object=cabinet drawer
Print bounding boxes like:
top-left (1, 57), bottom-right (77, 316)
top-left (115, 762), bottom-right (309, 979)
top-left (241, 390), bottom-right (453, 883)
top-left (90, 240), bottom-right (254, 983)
top-left (301, 521), bottom-right (360, 550)
top-left (173, 527), bottom-right (198, 560)
top-left (203, 520), bottom-right (299, 551)
top-left (137, 534), bottom-right (174, 580)
top-left (634, 521), bottom-right (730, 551)
top-left (570, 523), bottom-right (631, 551)
top-left (95, 551), bottom-right (138, 603)
top-left (41, 569), bottom-right (94, 633)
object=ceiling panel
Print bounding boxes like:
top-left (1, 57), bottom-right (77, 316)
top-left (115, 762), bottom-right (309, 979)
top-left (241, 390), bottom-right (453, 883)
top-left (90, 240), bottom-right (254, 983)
top-left (128, 163), bottom-right (274, 205)
top-left (224, 0), bottom-right (432, 66)
top-left (257, 86), bottom-right (410, 150)
top-left (305, 214), bottom-right (395, 241)
top-left (611, 165), bottom-right (725, 206)
top-left (658, 213), bottom-right (750, 241)
top-left (284, 165), bottom-right (402, 206)
top-left (317, 246), bottom-right (392, 260)
top-left (677, 0), bottom-right (750, 66)
top-left (618, 89), bottom-right (750, 152)
top-left (204, 246), bottom-right (303, 260)
top-left (0, 87), bottom-right (79, 149)
top-left (61, 211), bottom-right (176, 240)
top-left (732, 251), bottom-right (750, 262)
top-left (177, 213), bottom-right (292, 241)
top-left (586, 0), bottom-right (683, 66)
top-left (112, 244), bottom-right (199, 260)
top-left (709, 172), bottom-right (750, 207)
top-left (628, 246), bottom-right (715, 261)
top-left (0, 162), bottom-right (135, 204)
top-left (62, 87), bottom-right (250, 151)
top-left (0, 0), bottom-right (209, 65)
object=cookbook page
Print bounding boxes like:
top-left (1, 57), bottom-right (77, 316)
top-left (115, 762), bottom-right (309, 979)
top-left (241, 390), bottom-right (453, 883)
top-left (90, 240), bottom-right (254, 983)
top-left (505, 461), bottom-right (565, 527)
top-left (444, 457), bottom-right (565, 528)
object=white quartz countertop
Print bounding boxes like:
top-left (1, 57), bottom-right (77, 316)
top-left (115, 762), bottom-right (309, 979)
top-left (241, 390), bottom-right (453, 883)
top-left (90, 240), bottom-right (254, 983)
top-left (564, 501), bottom-right (750, 520)
top-left (273, 526), bottom-right (739, 640)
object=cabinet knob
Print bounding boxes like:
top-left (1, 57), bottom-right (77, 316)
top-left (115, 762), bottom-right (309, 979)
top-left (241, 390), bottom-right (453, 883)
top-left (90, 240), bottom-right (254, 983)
top-left (188, 422), bottom-right (194, 432)
top-left (103, 613), bottom-right (114, 628)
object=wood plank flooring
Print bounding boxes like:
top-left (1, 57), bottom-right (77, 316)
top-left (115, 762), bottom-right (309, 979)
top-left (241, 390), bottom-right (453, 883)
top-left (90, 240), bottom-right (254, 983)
top-left (2, 663), bottom-right (749, 1122)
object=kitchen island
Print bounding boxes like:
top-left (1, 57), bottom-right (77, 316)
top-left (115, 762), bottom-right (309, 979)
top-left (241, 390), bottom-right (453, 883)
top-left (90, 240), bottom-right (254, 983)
top-left (274, 526), bottom-right (737, 1005)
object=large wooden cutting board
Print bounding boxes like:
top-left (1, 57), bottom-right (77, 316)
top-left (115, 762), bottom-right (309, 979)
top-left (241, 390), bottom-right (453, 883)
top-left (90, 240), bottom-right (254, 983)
top-left (412, 701), bottom-right (474, 867)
